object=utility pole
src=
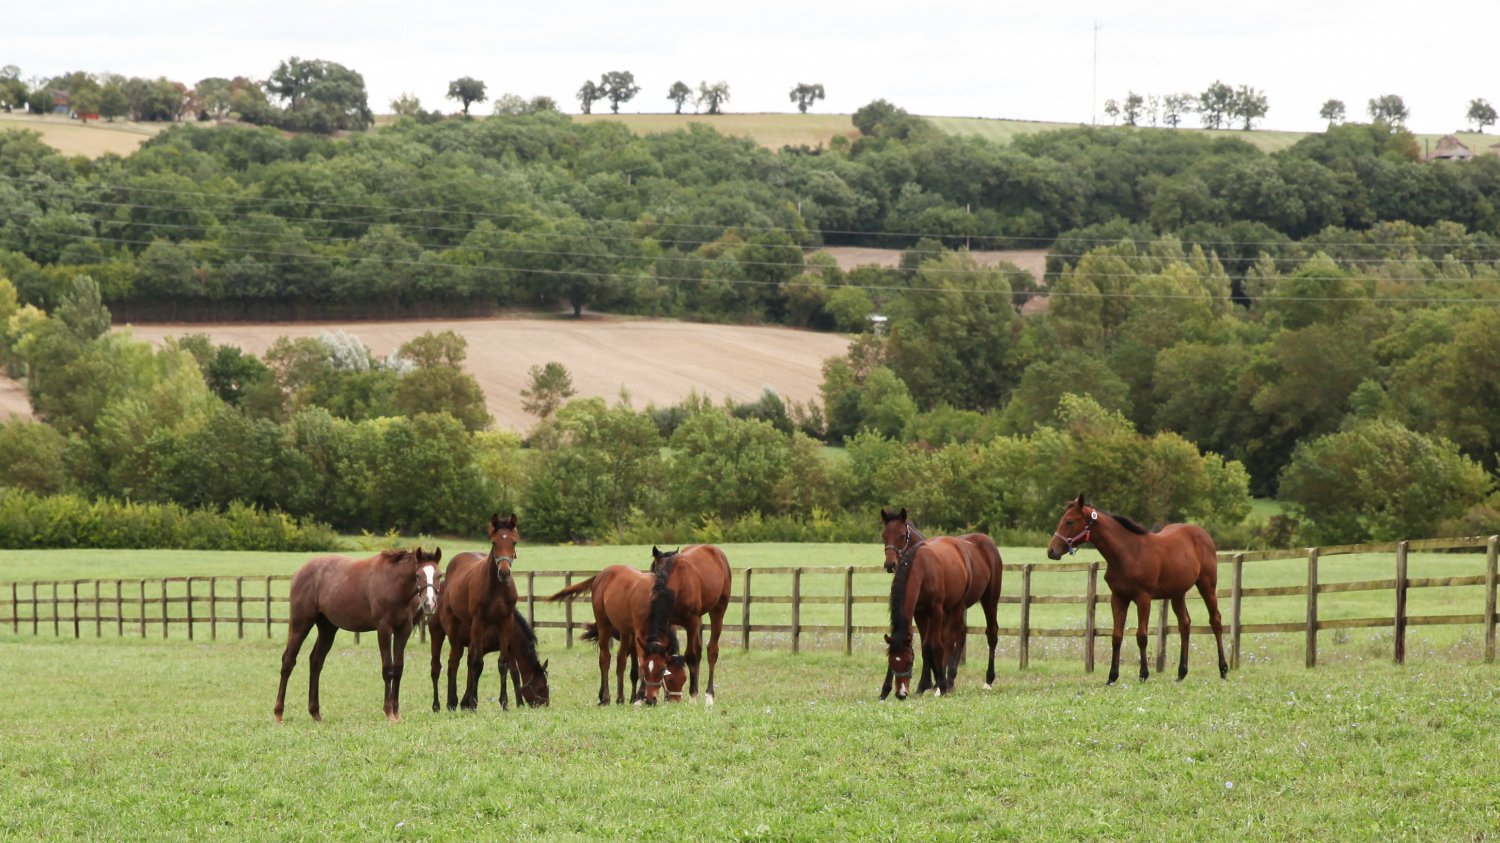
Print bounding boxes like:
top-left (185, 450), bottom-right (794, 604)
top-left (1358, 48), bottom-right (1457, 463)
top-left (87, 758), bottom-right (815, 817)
top-left (1092, 20), bottom-right (1101, 125)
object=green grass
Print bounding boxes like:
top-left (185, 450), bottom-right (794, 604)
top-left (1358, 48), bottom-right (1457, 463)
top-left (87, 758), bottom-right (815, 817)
top-left (2, 629), bottom-right (1498, 840)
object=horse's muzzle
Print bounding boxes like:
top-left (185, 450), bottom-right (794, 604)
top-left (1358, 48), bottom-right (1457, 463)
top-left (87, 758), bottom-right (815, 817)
top-left (883, 560), bottom-right (896, 574)
top-left (1046, 547), bottom-right (1063, 560)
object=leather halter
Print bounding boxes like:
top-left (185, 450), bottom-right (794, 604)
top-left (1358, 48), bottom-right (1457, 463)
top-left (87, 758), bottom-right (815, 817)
top-left (1053, 509), bottom-right (1098, 555)
top-left (884, 524), bottom-right (917, 567)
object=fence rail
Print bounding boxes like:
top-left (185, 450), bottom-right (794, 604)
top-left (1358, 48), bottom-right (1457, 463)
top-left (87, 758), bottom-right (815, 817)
top-left (4, 536), bottom-right (1497, 671)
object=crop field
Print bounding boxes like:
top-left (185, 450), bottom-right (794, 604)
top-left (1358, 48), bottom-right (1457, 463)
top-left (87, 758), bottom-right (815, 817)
top-left (0, 112), bottom-right (163, 158)
top-left (3, 543), bottom-right (1498, 839)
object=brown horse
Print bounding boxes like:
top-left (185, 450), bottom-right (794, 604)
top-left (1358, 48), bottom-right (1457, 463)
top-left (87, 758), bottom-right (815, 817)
top-left (883, 534), bottom-right (979, 700)
top-left (550, 562), bottom-right (677, 706)
top-left (649, 544), bottom-right (731, 705)
top-left (494, 613), bottom-right (552, 709)
top-left (879, 509), bottom-right (1003, 696)
top-left (1046, 493), bottom-right (1227, 685)
top-left (274, 546), bottom-right (443, 722)
top-left (601, 627), bottom-right (689, 704)
top-left (428, 514), bottom-right (521, 710)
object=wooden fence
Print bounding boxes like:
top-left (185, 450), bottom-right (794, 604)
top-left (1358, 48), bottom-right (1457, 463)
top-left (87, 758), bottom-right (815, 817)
top-left (3, 536), bottom-right (1496, 671)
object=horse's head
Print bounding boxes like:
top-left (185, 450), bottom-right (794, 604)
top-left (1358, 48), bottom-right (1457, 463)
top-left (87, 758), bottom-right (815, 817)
top-left (487, 513), bottom-right (519, 583)
top-left (1046, 493), bottom-right (1098, 560)
top-left (518, 658), bottom-right (550, 708)
top-left (638, 635), bottom-right (673, 706)
top-left (413, 546), bottom-right (443, 616)
top-left (649, 545), bottom-right (679, 574)
top-left (884, 632), bottom-right (916, 700)
top-left (663, 654), bottom-right (688, 703)
top-left (880, 507), bottom-right (913, 573)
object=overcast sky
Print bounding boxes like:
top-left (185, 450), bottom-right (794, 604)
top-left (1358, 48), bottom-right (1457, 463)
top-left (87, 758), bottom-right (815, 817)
top-left (7, 1), bottom-right (1495, 134)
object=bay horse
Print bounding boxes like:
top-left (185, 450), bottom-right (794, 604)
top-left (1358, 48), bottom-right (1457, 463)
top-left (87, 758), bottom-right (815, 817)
top-left (649, 544), bottom-right (731, 705)
top-left (879, 508), bottom-right (1003, 697)
top-left (428, 513), bottom-right (521, 711)
top-left (274, 545), bottom-right (443, 722)
top-left (550, 562), bottom-right (677, 706)
top-left (600, 627), bottom-right (689, 704)
top-left (492, 613), bottom-right (552, 709)
top-left (1046, 493), bottom-right (1227, 685)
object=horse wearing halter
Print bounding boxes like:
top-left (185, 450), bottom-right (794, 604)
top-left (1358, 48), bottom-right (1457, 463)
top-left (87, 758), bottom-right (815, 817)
top-left (1053, 508), bottom-right (1098, 555)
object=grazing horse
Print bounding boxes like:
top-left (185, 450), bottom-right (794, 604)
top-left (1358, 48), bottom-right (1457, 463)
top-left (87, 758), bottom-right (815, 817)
top-left (274, 546), bottom-right (443, 722)
top-left (603, 627), bottom-right (689, 704)
top-left (879, 508), bottom-right (1003, 696)
top-left (1046, 493), bottom-right (1227, 685)
top-left (495, 614), bottom-right (552, 709)
top-left (429, 514), bottom-right (521, 710)
top-left (550, 562), bottom-right (676, 706)
top-left (649, 545), bottom-right (731, 705)
top-left (883, 534), bottom-right (977, 700)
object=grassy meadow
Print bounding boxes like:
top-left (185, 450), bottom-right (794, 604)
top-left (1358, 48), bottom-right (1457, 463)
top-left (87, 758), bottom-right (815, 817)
top-left (3, 542), bottom-right (1499, 839)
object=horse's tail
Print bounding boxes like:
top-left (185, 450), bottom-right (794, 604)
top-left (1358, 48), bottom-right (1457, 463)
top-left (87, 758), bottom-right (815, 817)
top-left (580, 622), bottom-right (599, 642)
top-left (549, 575), bottom-right (598, 602)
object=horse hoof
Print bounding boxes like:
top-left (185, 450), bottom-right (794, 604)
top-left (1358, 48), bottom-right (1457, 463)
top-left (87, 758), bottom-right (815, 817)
top-left (934, 688), bottom-right (943, 698)
top-left (388, 713), bottom-right (400, 722)
top-left (704, 694), bottom-right (715, 707)
top-left (274, 714), bottom-right (284, 724)
top-left (633, 700), bottom-right (644, 707)
top-left (688, 695), bottom-right (698, 706)
top-left (983, 683), bottom-right (992, 691)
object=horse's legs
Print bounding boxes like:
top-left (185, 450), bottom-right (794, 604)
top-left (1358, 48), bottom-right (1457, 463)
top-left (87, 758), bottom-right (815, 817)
top-left (274, 614), bottom-right (315, 722)
top-left (596, 637), bottom-right (612, 706)
top-left (945, 611), bottom-right (966, 691)
top-left (982, 588), bottom-right (1000, 689)
top-left (445, 636), bottom-right (464, 711)
top-left (705, 604), bottom-right (726, 704)
top-left (377, 627), bottom-right (396, 720)
top-left (1197, 578), bottom-right (1229, 679)
top-left (428, 621), bottom-right (445, 712)
top-left (1134, 594), bottom-right (1152, 682)
top-left (615, 645), bottom-right (630, 704)
top-left (1107, 593), bottom-right (1128, 685)
top-left (389, 625), bottom-right (412, 721)
top-left (306, 617), bottom-right (338, 722)
top-left (461, 620), bottom-right (485, 711)
top-left (684, 617), bottom-right (705, 701)
top-left (914, 614), bottom-right (935, 694)
top-left (1170, 595), bottom-right (1192, 681)
top-left (927, 608), bottom-right (948, 697)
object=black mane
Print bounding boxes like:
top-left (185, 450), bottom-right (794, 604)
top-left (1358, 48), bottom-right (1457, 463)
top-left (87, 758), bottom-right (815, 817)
top-left (512, 613), bottom-right (542, 668)
top-left (646, 553), bottom-right (677, 651)
top-left (1107, 512), bottom-right (1155, 535)
top-left (887, 555), bottom-right (913, 651)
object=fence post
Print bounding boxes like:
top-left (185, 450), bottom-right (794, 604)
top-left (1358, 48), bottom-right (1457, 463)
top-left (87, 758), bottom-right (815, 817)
top-left (33, 583), bottom-right (40, 636)
top-left (265, 576), bottom-right (272, 639)
top-left (844, 566), bottom-right (854, 656)
top-left (209, 577), bottom-right (218, 642)
top-left (236, 577), bottom-right (244, 640)
top-left (139, 581), bottom-right (146, 638)
top-left (791, 568), bottom-right (802, 654)
top-left (186, 578), bottom-right (195, 641)
top-left (12, 582), bottom-right (18, 634)
top-left (1231, 553), bottom-right (1244, 671)
top-left (1485, 535), bottom-right (1498, 664)
top-left (116, 580), bottom-right (123, 638)
top-left (564, 573), bottom-right (574, 649)
top-left (94, 580), bottom-right (102, 637)
top-left (1084, 562), bottom-right (1098, 673)
top-left (527, 571), bottom-right (536, 626)
top-left (1305, 548), bottom-right (1319, 668)
top-left (1019, 565), bottom-right (1032, 670)
top-left (71, 581), bottom-right (79, 639)
top-left (741, 569), bottom-right (752, 650)
top-left (1394, 541), bottom-right (1409, 665)
top-left (52, 582), bottom-right (60, 637)
top-left (161, 580), bottom-right (169, 640)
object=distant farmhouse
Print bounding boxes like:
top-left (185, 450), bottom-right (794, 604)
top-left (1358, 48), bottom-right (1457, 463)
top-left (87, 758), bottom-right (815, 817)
top-left (1426, 135), bottom-right (1476, 161)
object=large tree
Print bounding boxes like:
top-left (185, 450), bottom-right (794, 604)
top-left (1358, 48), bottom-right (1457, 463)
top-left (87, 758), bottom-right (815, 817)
top-left (576, 80), bottom-right (600, 114)
top-left (599, 70), bottom-right (639, 114)
top-left (667, 81), bottom-right (692, 114)
top-left (789, 82), bottom-right (825, 114)
top-left (1198, 80), bottom-right (1234, 129)
top-left (696, 80), bottom-right (730, 115)
top-left (1161, 92), bottom-right (1194, 128)
top-left (446, 76), bottom-right (487, 117)
top-left (1367, 93), bottom-right (1409, 126)
top-left (265, 57), bottom-right (373, 131)
top-left (1467, 98), bottom-right (1497, 132)
top-left (1319, 98), bottom-right (1345, 126)
top-left (1230, 85), bottom-right (1268, 130)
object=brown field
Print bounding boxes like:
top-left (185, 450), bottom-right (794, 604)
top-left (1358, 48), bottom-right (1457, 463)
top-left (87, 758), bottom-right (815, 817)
top-left (572, 112), bottom-right (860, 150)
top-left (0, 375), bottom-right (29, 421)
top-left (817, 246), bottom-right (1047, 279)
top-left (119, 316), bottom-right (850, 432)
top-left (0, 112), bottom-right (163, 158)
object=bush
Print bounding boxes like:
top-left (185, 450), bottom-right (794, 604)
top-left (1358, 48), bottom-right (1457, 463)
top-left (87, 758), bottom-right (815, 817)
top-left (0, 489), bottom-right (342, 551)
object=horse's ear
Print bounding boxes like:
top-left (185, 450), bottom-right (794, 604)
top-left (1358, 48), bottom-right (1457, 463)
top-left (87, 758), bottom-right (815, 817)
top-left (884, 634), bottom-right (892, 644)
top-left (897, 507), bottom-right (907, 521)
top-left (505, 513), bottom-right (518, 529)
top-left (652, 545), bottom-right (663, 560)
top-left (880, 508), bottom-right (890, 522)
top-left (1077, 493), bottom-right (1086, 509)
top-left (490, 513), bottom-right (501, 530)
top-left (541, 659), bottom-right (549, 672)
top-left (431, 546), bottom-right (442, 562)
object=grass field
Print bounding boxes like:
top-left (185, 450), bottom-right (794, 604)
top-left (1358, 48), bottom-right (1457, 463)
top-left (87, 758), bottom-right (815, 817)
top-left (0, 111), bottom-right (164, 157)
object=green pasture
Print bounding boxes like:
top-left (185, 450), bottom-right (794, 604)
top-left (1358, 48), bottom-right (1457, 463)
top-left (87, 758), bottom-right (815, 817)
top-left (3, 625), bottom-right (1498, 839)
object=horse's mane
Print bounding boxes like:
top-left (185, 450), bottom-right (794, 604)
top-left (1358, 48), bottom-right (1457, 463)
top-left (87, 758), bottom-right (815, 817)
top-left (1106, 512), bottom-right (1155, 535)
top-left (513, 609), bottom-right (543, 669)
top-left (377, 548), bottom-right (408, 563)
top-left (646, 553), bottom-right (677, 648)
top-left (887, 555), bottom-right (913, 651)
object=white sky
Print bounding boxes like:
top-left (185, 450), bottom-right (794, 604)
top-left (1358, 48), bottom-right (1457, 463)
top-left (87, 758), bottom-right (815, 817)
top-left (5, 0), bottom-right (1496, 134)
